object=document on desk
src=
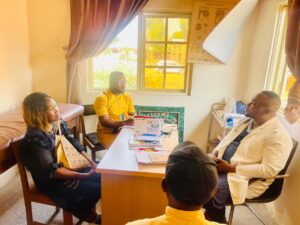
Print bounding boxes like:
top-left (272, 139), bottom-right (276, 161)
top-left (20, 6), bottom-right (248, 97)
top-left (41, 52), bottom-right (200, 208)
top-left (134, 150), bottom-right (169, 164)
top-left (134, 117), bottom-right (164, 138)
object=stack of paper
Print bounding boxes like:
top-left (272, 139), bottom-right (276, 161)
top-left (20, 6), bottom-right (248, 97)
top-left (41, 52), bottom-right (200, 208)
top-left (134, 150), bottom-right (169, 164)
top-left (129, 138), bottom-right (162, 147)
top-left (130, 116), bottom-right (168, 164)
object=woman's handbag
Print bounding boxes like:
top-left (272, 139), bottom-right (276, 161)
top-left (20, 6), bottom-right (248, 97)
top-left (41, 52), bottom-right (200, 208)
top-left (55, 122), bottom-right (90, 170)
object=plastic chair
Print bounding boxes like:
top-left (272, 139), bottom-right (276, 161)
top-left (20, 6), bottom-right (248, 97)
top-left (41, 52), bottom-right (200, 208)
top-left (80, 104), bottom-right (105, 161)
top-left (11, 137), bottom-right (74, 225)
top-left (228, 139), bottom-right (298, 225)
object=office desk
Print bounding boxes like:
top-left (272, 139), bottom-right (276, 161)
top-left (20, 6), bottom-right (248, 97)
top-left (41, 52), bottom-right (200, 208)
top-left (97, 127), bottom-right (178, 225)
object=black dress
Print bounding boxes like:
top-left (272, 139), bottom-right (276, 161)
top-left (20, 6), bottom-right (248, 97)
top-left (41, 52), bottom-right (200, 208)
top-left (21, 121), bottom-right (101, 219)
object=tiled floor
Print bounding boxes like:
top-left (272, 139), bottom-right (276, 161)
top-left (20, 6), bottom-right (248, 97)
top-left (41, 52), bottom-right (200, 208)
top-left (0, 172), bottom-right (279, 225)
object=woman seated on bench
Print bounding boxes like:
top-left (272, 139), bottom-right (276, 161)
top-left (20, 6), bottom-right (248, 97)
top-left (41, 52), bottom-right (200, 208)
top-left (20, 92), bottom-right (101, 224)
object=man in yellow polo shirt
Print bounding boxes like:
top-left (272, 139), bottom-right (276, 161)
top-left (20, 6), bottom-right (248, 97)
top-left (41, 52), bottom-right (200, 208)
top-left (93, 71), bottom-right (135, 148)
top-left (126, 141), bottom-right (225, 225)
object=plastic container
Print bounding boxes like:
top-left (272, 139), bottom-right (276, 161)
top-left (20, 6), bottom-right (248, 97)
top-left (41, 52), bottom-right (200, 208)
top-left (225, 117), bottom-right (234, 128)
top-left (223, 113), bottom-right (245, 128)
top-left (236, 101), bottom-right (247, 114)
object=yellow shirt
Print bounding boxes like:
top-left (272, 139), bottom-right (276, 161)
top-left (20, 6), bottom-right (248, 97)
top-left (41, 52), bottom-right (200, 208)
top-left (93, 89), bottom-right (135, 147)
top-left (126, 206), bottom-right (225, 225)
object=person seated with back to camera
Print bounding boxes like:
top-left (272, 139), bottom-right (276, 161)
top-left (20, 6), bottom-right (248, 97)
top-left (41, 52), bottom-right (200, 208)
top-left (204, 91), bottom-right (293, 223)
top-left (93, 71), bottom-right (135, 149)
top-left (126, 141), bottom-right (225, 225)
top-left (21, 92), bottom-right (101, 224)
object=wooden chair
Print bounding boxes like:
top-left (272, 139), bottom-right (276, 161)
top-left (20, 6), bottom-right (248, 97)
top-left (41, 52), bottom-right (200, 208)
top-left (11, 137), bottom-right (74, 225)
top-left (80, 104), bottom-right (105, 161)
top-left (228, 139), bottom-right (298, 225)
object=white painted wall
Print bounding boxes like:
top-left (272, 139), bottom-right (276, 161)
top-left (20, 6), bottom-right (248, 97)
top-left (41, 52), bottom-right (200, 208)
top-left (26, 0), bottom-right (70, 103)
top-left (0, 0), bottom-right (32, 113)
top-left (244, 0), bottom-right (284, 101)
top-left (0, 0), bottom-right (32, 187)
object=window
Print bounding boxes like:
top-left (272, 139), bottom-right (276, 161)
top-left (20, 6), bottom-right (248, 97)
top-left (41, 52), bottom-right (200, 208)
top-left (89, 13), bottom-right (191, 93)
top-left (265, 2), bottom-right (296, 104)
top-left (90, 17), bottom-right (138, 91)
top-left (142, 14), bottom-right (190, 92)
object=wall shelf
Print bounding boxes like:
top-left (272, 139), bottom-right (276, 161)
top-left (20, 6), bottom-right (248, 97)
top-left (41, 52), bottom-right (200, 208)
top-left (207, 103), bottom-right (231, 152)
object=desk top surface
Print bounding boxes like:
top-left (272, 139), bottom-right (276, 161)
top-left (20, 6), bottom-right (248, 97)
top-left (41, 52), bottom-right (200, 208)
top-left (97, 126), bottom-right (178, 178)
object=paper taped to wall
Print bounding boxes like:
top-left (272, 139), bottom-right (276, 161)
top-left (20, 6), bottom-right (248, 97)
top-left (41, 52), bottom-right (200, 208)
top-left (203, 0), bottom-right (258, 63)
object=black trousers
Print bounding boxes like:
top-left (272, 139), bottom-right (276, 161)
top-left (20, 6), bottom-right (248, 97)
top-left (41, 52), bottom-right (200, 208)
top-left (203, 173), bottom-right (232, 223)
top-left (41, 172), bottom-right (101, 219)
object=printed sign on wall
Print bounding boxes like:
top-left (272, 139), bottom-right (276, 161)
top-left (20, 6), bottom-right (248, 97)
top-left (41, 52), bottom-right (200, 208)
top-left (188, 0), bottom-right (239, 63)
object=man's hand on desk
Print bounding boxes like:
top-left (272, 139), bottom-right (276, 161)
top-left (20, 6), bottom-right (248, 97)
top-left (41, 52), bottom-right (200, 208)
top-left (214, 158), bottom-right (236, 173)
top-left (100, 115), bottom-right (135, 135)
top-left (122, 118), bottom-right (134, 126)
top-left (115, 119), bottom-right (134, 133)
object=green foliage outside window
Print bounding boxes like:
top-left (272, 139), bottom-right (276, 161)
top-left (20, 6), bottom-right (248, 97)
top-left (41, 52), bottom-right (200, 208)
top-left (91, 14), bottom-right (190, 93)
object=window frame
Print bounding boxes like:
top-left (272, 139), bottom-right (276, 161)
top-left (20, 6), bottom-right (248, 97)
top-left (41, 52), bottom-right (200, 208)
top-left (87, 12), bottom-right (193, 95)
top-left (264, 1), bottom-right (292, 107)
top-left (139, 12), bottom-right (192, 94)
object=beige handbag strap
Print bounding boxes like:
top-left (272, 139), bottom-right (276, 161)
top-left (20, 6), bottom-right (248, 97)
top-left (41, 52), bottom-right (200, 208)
top-left (57, 120), bottom-right (62, 137)
top-left (55, 121), bottom-right (62, 148)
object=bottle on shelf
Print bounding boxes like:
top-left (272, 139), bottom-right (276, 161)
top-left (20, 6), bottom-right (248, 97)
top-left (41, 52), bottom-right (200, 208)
top-left (225, 117), bottom-right (234, 128)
